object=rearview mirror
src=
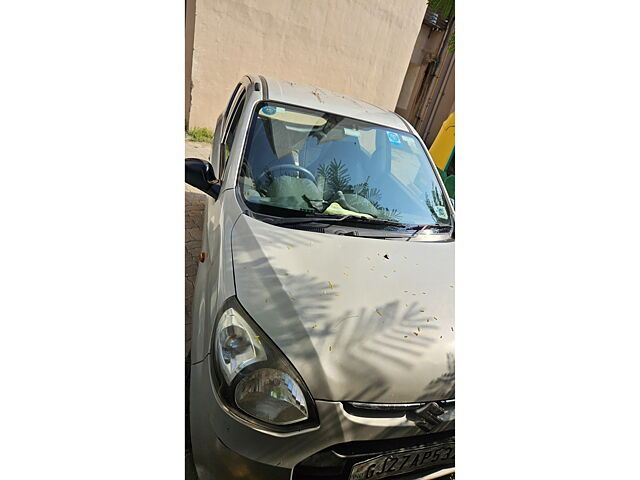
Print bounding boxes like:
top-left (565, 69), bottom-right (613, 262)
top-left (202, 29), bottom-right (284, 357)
top-left (185, 158), bottom-right (221, 198)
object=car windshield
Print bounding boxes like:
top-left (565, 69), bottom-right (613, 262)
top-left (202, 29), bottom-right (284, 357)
top-left (238, 102), bottom-right (452, 227)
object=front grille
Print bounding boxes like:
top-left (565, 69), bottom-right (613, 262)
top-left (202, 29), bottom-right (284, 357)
top-left (343, 401), bottom-right (429, 418)
top-left (291, 431), bottom-right (454, 480)
top-left (343, 400), bottom-right (455, 427)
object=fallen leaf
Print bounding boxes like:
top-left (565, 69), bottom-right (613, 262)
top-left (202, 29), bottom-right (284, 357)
top-left (264, 298), bottom-right (269, 303)
top-left (451, 327), bottom-right (454, 332)
top-left (328, 280), bottom-right (334, 289)
top-left (376, 310), bottom-right (382, 317)
top-left (329, 345), bottom-right (332, 351)
top-left (383, 254), bottom-right (389, 259)
top-left (413, 332), bottom-right (419, 336)
top-left (312, 323), bottom-right (317, 329)
top-left (404, 335), bottom-right (408, 338)
top-left (417, 327), bottom-right (421, 332)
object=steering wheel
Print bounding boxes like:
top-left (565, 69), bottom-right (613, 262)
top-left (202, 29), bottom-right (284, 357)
top-left (256, 164), bottom-right (317, 185)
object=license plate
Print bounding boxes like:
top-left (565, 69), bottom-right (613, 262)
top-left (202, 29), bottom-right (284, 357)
top-left (349, 442), bottom-right (455, 480)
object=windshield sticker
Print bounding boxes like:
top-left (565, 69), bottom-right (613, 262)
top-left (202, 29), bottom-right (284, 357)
top-left (344, 128), bottom-right (360, 137)
top-left (435, 206), bottom-right (449, 219)
top-left (402, 135), bottom-right (417, 148)
top-left (387, 131), bottom-right (402, 145)
top-left (260, 105), bottom-right (276, 116)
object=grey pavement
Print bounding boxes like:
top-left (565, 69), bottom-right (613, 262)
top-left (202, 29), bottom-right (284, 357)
top-left (185, 137), bottom-right (211, 353)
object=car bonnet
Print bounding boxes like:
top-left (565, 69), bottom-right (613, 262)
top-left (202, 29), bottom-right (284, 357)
top-left (231, 214), bottom-right (454, 403)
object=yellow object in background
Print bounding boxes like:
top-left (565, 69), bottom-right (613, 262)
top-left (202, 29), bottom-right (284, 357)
top-left (429, 112), bottom-right (455, 171)
top-left (323, 202), bottom-right (373, 218)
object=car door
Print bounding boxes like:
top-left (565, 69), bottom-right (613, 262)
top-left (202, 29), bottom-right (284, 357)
top-left (211, 81), bottom-right (248, 182)
top-left (191, 82), bottom-right (248, 363)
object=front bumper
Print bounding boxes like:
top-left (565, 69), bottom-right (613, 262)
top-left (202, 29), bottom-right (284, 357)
top-left (291, 431), bottom-right (455, 479)
top-left (190, 360), bottom-right (454, 480)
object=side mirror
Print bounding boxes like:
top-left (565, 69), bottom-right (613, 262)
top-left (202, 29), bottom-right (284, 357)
top-left (185, 158), bottom-right (221, 198)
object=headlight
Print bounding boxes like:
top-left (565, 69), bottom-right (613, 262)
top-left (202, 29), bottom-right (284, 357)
top-left (212, 304), bottom-right (315, 428)
top-left (215, 308), bottom-right (266, 384)
top-left (235, 368), bottom-right (308, 425)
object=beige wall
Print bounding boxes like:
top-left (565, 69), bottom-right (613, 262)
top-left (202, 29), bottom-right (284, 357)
top-left (186, 0), bottom-right (427, 129)
top-left (185, 0), bottom-right (196, 123)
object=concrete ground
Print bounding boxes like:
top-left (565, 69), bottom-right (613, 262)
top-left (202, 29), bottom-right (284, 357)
top-left (185, 137), bottom-right (211, 353)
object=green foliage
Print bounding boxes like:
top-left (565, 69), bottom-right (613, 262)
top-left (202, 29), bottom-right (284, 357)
top-left (187, 127), bottom-right (214, 143)
top-left (429, 0), bottom-right (455, 19)
top-left (425, 184), bottom-right (446, 220)
top-left (316, 158), bottom-right (352, 195)
top-left (429, 0), bottom-right (455, 53)
top-left (353, 178), bottom-right (382, 206)
top-left (316, 160), bottom-right (401, 221)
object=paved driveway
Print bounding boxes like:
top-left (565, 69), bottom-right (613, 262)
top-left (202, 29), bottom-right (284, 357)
top-left (185, 138), bottom-right (211, 353)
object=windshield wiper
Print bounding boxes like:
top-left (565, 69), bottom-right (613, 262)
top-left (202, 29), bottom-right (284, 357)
top-left (265, 214), bottom-right (409, 232)
top-left (406, 223), bottom-right (453, 241)
top-left (405, 223), bottom-right (453, 230)
top-left (266, 214), bottom-right (351, 225)
top-left (338, 216), bottom-right (407, 228)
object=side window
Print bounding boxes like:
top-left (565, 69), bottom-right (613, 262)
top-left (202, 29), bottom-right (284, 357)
top-left (223, 83), bottom-right (241, 120)
top-left (220, 90), bottom-right (246, 178)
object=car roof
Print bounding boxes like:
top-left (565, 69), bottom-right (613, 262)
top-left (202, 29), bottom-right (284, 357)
top-left (252, 75), bottom-right (410, 132)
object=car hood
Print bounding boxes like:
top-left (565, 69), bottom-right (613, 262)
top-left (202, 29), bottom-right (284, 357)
top-left (231, 215), bottom-right (454, 403)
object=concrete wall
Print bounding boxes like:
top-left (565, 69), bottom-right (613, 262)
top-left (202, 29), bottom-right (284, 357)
top-left (396, 23), bottom-right (446, 116)
top-left (394, 16), bottom-right (455, 146)
top-left (186, 0), bottom-right (427, 129)
top-left (185, 0), bottom-right (196, 124)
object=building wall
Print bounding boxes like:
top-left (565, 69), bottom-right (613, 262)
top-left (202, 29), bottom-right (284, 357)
top-left (396, 23), bottom-right (446, 117)
top-left (186, 0), bottom-right (427, 129)
top-left (185, 0), bottom-right (196, 124)
top-left (394, 15), bottom-right (455, 147)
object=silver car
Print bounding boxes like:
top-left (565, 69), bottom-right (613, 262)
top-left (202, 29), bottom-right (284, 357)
top-left (186, 75), bottom-right (455, 480)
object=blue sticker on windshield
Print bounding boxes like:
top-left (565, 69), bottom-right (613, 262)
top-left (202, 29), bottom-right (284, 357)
top-left (261, 105), bottom-right (276, 115)
top-left (387, 131), bottom-right (402, 145)
top-left (435, 206), bottom-right (449, 219)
